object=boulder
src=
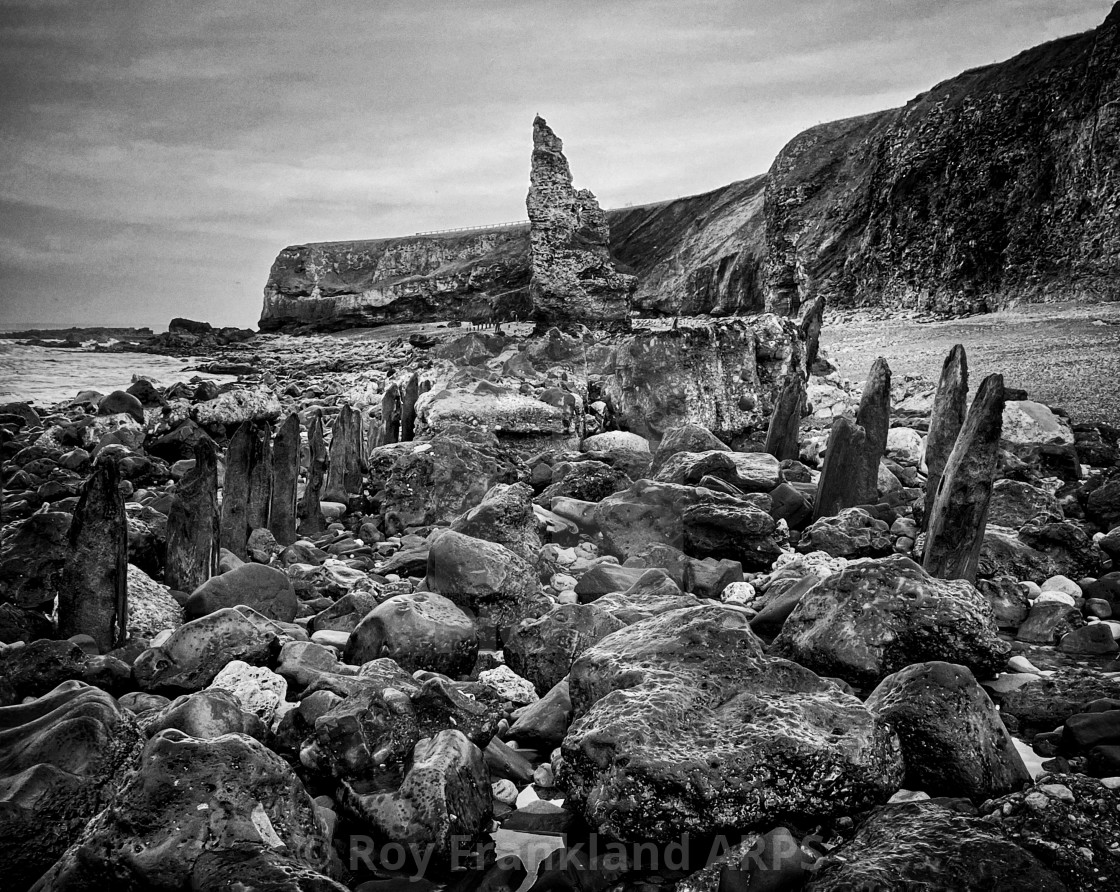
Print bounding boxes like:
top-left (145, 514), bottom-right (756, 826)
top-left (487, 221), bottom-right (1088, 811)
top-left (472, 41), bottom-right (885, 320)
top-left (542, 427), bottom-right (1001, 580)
top-left (33, 729), bottom-right (340, 890)
top-left (797, 507), bottom-right (892, 558)
top-left (805, 799), bottom-right (1067, 891)
top-left (508, 679), bottom-right (573, 748)
top-left (976, 774), bottom-right (1120, 892)
top-left (504, 602), bottom-right (625, 694)
top-left (989, 670), bottom-right (1120, 739)
top-left (650, 423), bottom-right (728, 474)
top-left (558, 605), bottom-right (903, 842)
top-left (0, 681), bottom-right (144, 890)
top-left (865, 661), bottom-right (1030, 800)
top-left (132, 606), bottom-right (282, 692)
top-left (137, 688), bottom-right (265, 739)
top-left (426, 530), bottom-right (548, 639)
top-left (654, 450), bottom-right (781, 493)
top-left (126, 564), bottom-right (182, 639)
top-left (1001, 400), bottom-right (1075, 453)
top-left (537, 459), bottom-right (632, 504)
top-left (97, 389), bottom-right (145, 424)
top-left (189, 386), bottom-right (282, 429)
top-left (771, 555), bottom-right (1009, 689)
top-left (582, 431), bottom-right (650, 453)
top-left (207, 659), bottom-right (289, 725)
top-left (344, 591), bottom-right (478, 676)
top-left (340, 729), bottom-right (492, 864)
top-left (184, 562), bottom-right (297, 623)
top-left (364, 433), bottom-right (518, 531)
top-left (0, 510), bottom-right (72, 608)
top-left (592, 572), bottom-right (703, 625)
top-left (1016, 601), bottom-right (1084, 645)
top-left (989, 479), bottom-right (1062, 528)
top-left (450, 481), bottom-right (541, 563)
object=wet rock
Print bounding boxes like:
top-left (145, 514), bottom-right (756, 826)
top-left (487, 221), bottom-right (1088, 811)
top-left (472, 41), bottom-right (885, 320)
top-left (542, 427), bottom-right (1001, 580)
top-left (0, 681), bottom-right (144, 890)
top-left (1002, 400), bottom-right (1075, 457)
top-left (538, 459), bottom-right (632, 504)
top-left (980, 526), bottom-right (1064, 583)
top-left (426, 530), bottom-right (547, 640)
top-left (989, 670), bottom-right (1120, 739)
top-left (866, 661), bottom-right (1029, 800)
top-left (527, 115), bottom-right (634, 329)
top-left (58, 454), bottom-right (127, 652)
top-left (805, 799), bottom-right (1067, 891)
top-left (989, 479), bottom-right (1062, 528)
top-left (504, 602), bottom-right (625, 694)
top-left (184, 562), bottom-right (297, 623)
top-left (681, 499), bottom-right (782, 570)
top-left (0, 602), bottom-right (53, 644)
top-left (132, 605), bottom-right (282, 692)
top-left (763, 373), bottom-right (806, 462)
top-left (478, 664), bottom-right (538, 705)
top-left (365, 432), bottom-right (518, 531)
top-left (559, 605), bottom-right (902, 842)
top-left (138, 688), bottom-right (265, 739)
top-left (309, 589), bottom-right (381, 634)
top-left (450, 481), bottom-right (541, 563)
top-left (977, 773), bottom-right (1120, 892)
top-left (97, 389), bottom-right (145, 424)
top-left (797, 507), bottom-right (892, 558)
top-left (1016, 601), bottom-right (1084, 645)
top-left (592, 571), bottom-right (702, 624)
top-left (771, 555), bottom-right (1009, 689)
top-left (345, 591), bottom-right (478, 676)
top-left (33, 728), bottom-right (339, 890)
top-left (340, 729), bottom-right (492, 864)
top-left (0, 510), bottom-right (71, 608)
top-left (508, 678), bottom-right (573, 748)
top-left (190, 385), bottom-right (282, 429)
top-left (126, 564), bottom-right (182, 639)
top-left (650, 422), bottom-right (728, 474)
top-left (1058, 623), bottom-right (1119, 655)
top-left (654, 450), bottom-right (781, 493)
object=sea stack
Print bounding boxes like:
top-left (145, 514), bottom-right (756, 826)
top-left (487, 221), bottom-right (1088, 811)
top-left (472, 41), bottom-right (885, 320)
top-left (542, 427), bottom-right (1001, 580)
top-left (526, 115), bottom-right (635, 331)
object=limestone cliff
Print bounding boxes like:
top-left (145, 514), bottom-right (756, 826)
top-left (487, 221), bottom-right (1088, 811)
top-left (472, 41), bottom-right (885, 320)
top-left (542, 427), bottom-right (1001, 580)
top-left (260, 4), bottom-right (1120, 331)
top-left (259, 227), bottom-right (530, 332)
top-left (526, 116), bottom-right (635, 329)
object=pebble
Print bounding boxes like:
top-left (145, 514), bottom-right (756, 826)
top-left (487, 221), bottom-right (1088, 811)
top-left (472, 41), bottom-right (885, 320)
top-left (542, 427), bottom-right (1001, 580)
top-left (491, 779), bottom-right (518, 805)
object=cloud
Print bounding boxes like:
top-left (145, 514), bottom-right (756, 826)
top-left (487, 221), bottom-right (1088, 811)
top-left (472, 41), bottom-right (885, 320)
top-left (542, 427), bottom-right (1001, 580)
top-left (0, 0), bottom-right (1112, 327)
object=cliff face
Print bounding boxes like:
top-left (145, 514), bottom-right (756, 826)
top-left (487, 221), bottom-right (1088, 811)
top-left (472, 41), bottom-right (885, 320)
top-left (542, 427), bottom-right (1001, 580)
top-left (260, 4), bottom-right (1120, 331)
top-left (259, 227), bottom-right (530, 332)
top-left (766, 3), bottom-right (1120, 313)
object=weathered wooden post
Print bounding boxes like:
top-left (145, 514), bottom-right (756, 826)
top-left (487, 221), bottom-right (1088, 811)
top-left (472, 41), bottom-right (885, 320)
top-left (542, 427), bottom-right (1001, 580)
top-left (924, 373), bottom-right (1005, 583)
top-left (166, 439), bottom-right (220, 593)
top-left (269, 413), bottom-right (301, 545)
top-left (381, 383), bottom-right (402, 445)
top-left (298, 412), bottom-right (329, 537)
top-left (59, 454), bottom-right (127, 651)
top-left (922, 344), bottom-right (968, 531)
top-left (855, 356), bottom-right (891, 502)
top-left (764, 373), bottom-right (805, 462)
top-left (813, 416), bottom-right (869, 520)
top-left (220, 419), bottom-right (271, 558)
top-left (400, 373), bottom-right (420, 442)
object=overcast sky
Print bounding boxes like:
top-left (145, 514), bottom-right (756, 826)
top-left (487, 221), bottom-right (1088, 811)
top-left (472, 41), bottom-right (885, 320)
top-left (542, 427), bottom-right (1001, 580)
top-left (0, 0), bottom-right (1111, 329)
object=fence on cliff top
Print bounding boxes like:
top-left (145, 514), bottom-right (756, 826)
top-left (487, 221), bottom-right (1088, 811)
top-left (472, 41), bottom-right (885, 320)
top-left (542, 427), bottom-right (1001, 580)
top-left (414, 220), bottom-right (529, 236)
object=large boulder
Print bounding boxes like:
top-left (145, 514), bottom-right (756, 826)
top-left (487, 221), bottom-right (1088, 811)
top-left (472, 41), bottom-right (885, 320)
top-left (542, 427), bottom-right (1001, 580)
top-left (653, 450), bottom-right (781, 493)
top-left (0, 682), bottom-right (144, 890)
top-left (1001, 400), bottom-right (1074, 455)
top-left (132, 605), bottom-right (283, 693)
top-left (805, 799), bottom-right (1068, 891)
top-left (183, 562), bottom-right (297, 623)
top-left (450, 481), bottom-right (541, 562)
top-left (344, 591), bottom-right (478, 677)
top-left (865, 661), bottom-right (1030, 801)
top-left (797, 507), bottom-right (892, 558)
top-left (980, 526), bottom-right (1064, 583)
top-left (558, 605), bottom-right (902, 842)
top-left (989, 479), bottom-right (1062, 528)
top-left (417, 383), bottom-right (576, 454)
top-left (650, 422), bottom-right (728, 474)
top-left (189, 386), bottom-right (282, 430)
top-left (126, 564), bottom-right (182, 639)
top-left (503, 602), bottom-right (625, 694)
top-left (137, 688), bottom-right (265, 740)
top-left (426, 530), bottom-right (548, 639)
top-left (594, 480), bottom-right (781, 566)
top-left (364, 432), bottom-right (518, 531)
top-left (771, 555), bottom-right (1009, 689)
top-left (988, 669), bottom-right (1120, 738)
top-left (33, 729), bottom-right (341, 890)
top-left (339, 729), bottom-right (492, 864)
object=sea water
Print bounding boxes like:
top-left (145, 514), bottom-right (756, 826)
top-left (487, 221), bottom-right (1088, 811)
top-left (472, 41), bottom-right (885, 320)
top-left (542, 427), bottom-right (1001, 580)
top-left (0, 342), bottom-right (234, 406)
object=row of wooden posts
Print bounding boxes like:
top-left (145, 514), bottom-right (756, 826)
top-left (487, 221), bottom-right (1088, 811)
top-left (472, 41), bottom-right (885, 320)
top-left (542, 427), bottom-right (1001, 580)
top-left (763, 342), bottom-right (1001, 583)
top-left (60, 372), bottom-right (429, 653)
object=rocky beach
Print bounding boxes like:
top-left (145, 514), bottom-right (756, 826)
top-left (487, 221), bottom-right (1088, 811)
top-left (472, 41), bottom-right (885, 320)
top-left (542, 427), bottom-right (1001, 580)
top-left (4, 6), bottom-right (1120, 892)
